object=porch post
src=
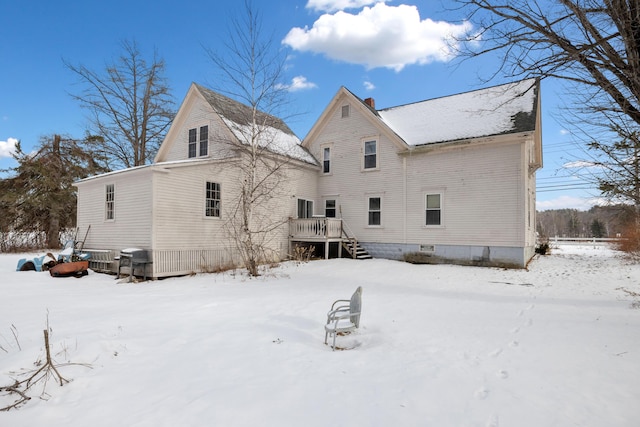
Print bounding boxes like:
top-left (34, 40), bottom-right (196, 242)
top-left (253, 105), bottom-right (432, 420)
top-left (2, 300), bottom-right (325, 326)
top-left (324, 218), bottom-right (329, 259)
top-left (338, 219), bottom-right (343, 258)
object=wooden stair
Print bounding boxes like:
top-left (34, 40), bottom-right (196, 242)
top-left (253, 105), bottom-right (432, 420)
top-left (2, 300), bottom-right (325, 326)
top-left (342, 239), bottom-right (372, 260)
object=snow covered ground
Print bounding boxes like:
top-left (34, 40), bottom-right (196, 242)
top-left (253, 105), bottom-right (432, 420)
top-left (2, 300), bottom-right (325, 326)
top-left (1, 244), bottom-right (639, 426)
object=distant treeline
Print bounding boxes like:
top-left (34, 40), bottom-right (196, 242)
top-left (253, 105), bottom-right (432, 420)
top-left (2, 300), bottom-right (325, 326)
top-left (536, 205), bottom-right (634, 238)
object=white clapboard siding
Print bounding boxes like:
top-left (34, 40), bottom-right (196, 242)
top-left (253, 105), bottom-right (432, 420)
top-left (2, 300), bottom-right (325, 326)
top-left (309, 97), bottom-right (406, 242)
top-left (305, 89), bottom-right (537, 250)
top-left (76, 166), bottom-right (154, 251)
top-left (404, 139), bottom-right (526, 247)
top-left (151, 161), bottom-right (240, 251)
top-left (160, 94), bottom-right (236, 163)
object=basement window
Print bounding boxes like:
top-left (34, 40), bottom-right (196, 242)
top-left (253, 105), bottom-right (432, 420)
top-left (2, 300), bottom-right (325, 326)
top-left (419, 244), bottom-right (435, 253)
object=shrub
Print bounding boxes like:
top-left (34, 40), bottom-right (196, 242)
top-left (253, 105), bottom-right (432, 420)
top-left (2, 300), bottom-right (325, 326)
top-left (535, 242), bottom-right (550, 255)
top-left (403, 252), bottom-right (434, 264)
top-left (291, 244), bottom-right (314, 263)
top-left (616, 219), bottom-right (640, 257)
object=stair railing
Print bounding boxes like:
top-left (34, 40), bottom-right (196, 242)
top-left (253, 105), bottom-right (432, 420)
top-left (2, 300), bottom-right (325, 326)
top-left (340, 220), bottom-right (358, 259)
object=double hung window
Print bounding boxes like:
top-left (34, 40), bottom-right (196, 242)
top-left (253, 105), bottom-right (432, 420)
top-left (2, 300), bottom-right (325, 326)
top-left (368, 197), bottom-right (381, 226)
top-left (188, 129), bottom-right (197, 158)
top-left (363, 140), bottom-right (377, 169)
top-left (188, 126), bottom-right (209, 158)
top-left (206, 182), bottom-right (221, 218)
top-left (425, 194), bottom-right (441, 226)
top-left (199, 126), bottom-right (208, 156)
top-left (325, 200), bottom-right (336, 218)
top-left (105, 184), bottom-right (115, 220)
top-left (323, 146), bottom-right (331, 174)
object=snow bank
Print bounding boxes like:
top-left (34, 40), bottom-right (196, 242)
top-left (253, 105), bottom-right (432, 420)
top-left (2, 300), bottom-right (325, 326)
top-left (1, 244), bottom-right (638, 426)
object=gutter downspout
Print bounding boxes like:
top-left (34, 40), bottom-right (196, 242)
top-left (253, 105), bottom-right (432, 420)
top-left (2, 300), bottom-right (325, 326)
top-left (403, 156), bottom-right (407, 245)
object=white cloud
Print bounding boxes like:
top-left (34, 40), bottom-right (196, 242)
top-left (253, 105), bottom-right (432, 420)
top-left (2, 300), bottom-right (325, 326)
top-left (563, 160), bottom-right (598, 169)
top-left (560, 129), bottom-right (570, 135)
top-left (0, 137), bottom-right (18, 159)
top-left (562, 160), bottom-right (609, 172)
top-left (536, 195), bottom-right (601, 211)
top-left (277, 76), bottom-right (318, 92)
top-left (363, 81), bottom-right (375, 91)
top-left (306, 0), bottom-right (383, 13)
top-left (283, 3), bottom-right (472, 71)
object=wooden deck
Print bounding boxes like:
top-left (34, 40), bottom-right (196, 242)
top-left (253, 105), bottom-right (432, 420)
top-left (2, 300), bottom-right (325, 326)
top-left (289, 218), bottom-right (343, 241)
top-left (289, 218), bottom-right (372, 260)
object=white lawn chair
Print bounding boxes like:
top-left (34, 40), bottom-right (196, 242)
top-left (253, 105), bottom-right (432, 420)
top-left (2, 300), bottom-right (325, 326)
top-left (324, 286), bottom-right (362, 350)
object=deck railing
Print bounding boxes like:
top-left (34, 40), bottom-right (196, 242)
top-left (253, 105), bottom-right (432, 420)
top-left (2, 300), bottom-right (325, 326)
top-left (289, 218), bottom-right (343, 239)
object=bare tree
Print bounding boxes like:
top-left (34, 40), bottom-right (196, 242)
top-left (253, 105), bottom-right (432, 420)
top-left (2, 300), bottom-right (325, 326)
top-left (205, 1), bottom-right (299, 276)
top-left (65, 40), bottom-right (175, 169)
top-left (563, 109), bottom-right (640, 207)
top-left (456, 0), bottom-right (640, 205)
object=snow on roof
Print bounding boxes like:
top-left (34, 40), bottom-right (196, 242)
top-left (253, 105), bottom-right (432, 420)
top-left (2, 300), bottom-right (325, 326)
top-left (75, 156), bottom-right (235, 184)
top-left (221, 118), bottom-right (318, 164)
top-left (377, 79), bottom-right (538, 146)
top-left (195, 84), bottom-right (318, 165)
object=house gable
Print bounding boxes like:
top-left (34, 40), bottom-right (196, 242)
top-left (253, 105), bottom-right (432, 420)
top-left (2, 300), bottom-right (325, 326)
top-left (299, 78), bottom-right (541, 268)
top-left (302, 87), bottom-right (409, 153)
top-left (155, 83), bottom-right (238, 163)
top-left (157, 83), bottom-right (317, 166)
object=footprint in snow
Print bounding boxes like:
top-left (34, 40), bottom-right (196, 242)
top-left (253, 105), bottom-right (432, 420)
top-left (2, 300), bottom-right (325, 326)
top-left (509, 340), bottom-right (519, 348)
top-left (486, 415), bottom-right (500, 427)
top-left (475, 387), bottom-right (490, 400)
top-left (497, 370), bottom-right (509, 379)
top-left (489, 348), bottom-right (503, 358)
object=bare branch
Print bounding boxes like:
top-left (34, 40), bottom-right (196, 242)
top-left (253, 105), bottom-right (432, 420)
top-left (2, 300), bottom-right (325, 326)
top-left (455, 0), bottom-right (640, 206)
top-left (65, 39), bottom-right (175, 168)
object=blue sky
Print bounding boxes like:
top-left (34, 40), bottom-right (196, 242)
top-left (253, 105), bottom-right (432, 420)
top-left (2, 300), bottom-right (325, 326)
top-left (0, 0), bottom-right (600, 211)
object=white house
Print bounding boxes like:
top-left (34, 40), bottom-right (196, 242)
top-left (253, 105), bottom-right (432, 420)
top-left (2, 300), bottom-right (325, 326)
top-left (300, 79), bottom-right (542, 268)
top-left (74, 79), bottom-right (542, 278)
top-left (74, 83), bottom-right (319, 278)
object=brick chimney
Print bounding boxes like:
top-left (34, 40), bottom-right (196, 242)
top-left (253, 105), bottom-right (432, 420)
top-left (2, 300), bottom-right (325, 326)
top-left (364, 97), bottom-right (375, 109)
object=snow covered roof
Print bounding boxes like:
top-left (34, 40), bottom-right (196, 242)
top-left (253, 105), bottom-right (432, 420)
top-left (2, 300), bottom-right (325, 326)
top-left (195, 84), bottom-right (318, 165)
top-left (377, 79), bottom-right (538, 146)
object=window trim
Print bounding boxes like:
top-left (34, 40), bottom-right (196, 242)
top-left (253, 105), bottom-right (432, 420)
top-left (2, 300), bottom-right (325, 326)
top-left (341, 104), bottom-right (350, 118)
top-left (297, 198), bottom-right (314, 219)
top-left (105, 183), bottom-right (115, 221)
top-left (188, 128), bottom-right (197, 158)
top-left (362, 138), bottom-right (379, 171)
top-left (199, 125), bottom-right (209, 157)
top-left (424, 192), bottom-right (444, 228)
top-left (205, 181), bottom-right (221, 219)
top-left (367, 195), bottom-right (382, 227)
top-left (325, 199), bottom-right (336, 218)
top-left (321, 144), bottom-right (332, 175)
